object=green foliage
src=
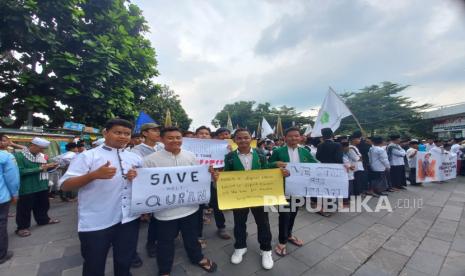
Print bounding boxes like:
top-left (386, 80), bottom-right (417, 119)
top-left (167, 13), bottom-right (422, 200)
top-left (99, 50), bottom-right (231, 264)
top-left (139, 85), bottom-right (192, 130)
top-left (338, 82), bottom-right (432, 138)
top-left (212, 101), bottom-right (312, 133)
top-left (0, 0), bottom-right (158, 128)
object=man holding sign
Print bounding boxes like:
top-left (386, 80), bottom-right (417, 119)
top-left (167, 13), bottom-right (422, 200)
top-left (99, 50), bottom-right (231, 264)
top-left (143, 127), bottom-right (217, 275)
top-left (269, 127), bottom-right (318, 257)
top-left (223, 128), bottom-right (289, 270)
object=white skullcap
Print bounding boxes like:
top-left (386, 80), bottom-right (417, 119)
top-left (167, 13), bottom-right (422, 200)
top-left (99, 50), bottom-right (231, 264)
top-left (92, 138), bottom-right (105, 146)
top-left (31, 137), bottom-right (50, 148)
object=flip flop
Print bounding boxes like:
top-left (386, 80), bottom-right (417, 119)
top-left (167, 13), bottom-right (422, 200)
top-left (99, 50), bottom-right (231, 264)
top-left (198, 258), bottom-right (217, 273)
top-left (15, 229), bottom-right (31, 237)
top-left (287, 236), bottom-right (304, 247)
top-left (274, 244), bottom-right (287, 256)
top-left (47, 218), bottom-right (60, 224)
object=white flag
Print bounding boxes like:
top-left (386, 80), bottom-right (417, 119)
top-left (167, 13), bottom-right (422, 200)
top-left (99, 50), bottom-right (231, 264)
top-left (304, 123), bottom-right (313, 136)
top-left (261, 117), bottom-right (274, 138)
top-left (312, 88), bottom-right (352, 137)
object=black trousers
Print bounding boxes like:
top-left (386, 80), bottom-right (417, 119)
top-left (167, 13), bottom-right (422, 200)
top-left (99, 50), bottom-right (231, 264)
top-left (16, 190), bottom-right (50, 230)
top-left (409, 168), bottom-right (419, 185)
top-left (146, 215), bottom-right (158, 246)
top-left (233, 207), bottom-right (272, 251)
top-left (156, 211), bottom-right (203, 275)
top-left (353, 171), bottom-right (368, 195)
top-left (390, 165), bottom-right (406, 188)
top-left (0, 202), bottom-right (9, 259)
top-left (198, 204), bottom-right (206, 238)
top-left (278, 206), bottom-right (298, 244)
top-left (78, 219), bottom-right (140, 276)
top-left (209, 185), bottom-right (226, 229)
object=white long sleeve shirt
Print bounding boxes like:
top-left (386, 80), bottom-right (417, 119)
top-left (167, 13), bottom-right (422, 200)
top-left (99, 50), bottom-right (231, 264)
top-left (406, 148), bottom-right (418, 168)
top-left (388, 143), bottom-right (406, 166)
top-left (369, 146), bottom-right (390, 172)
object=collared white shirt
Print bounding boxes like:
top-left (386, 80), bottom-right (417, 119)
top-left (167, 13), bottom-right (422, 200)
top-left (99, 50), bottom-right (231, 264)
top-left (349, 145), bottom-right (364, 171)
top-left (238, 148), bottom-right (253, 171)
top-left (406, 148), bottom-right (417, 168)
top-left (143, 149), bottom-right (199, 221)
top-left (369, 146), bottom-right (390, 172)
top-left (388, 143), bottom-right (406, 166)
top-left (287, 146), bottom-right (300, 163)
top-left (131, 142), bottom-right (164, 158)
top-left (59, 144), bottom-right (142, 232)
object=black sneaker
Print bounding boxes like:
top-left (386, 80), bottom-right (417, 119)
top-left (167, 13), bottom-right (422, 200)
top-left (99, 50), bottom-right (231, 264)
top-left (0, 251), bottom-right (13, 265)
top-left (146, 243), bottom-right (157, 258)
top-left (131, 253), bottom-right (143, 268)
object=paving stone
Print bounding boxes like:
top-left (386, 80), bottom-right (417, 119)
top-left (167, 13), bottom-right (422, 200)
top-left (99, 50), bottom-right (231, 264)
top-left (353, 248), bottom-right (408, 276)
top-left (316, 230), bottom-right (354, 249)
top-left (439, 205), bottom-right (463, 222)
top-left (417, 237), bottom-right (451, 256)
top-left (399, 266), bottom-right (435, 276)
top-left (336, 221), bottom-right (370, 238)
top-left (302, 259), bottom-right (352, 276)
top-left (439, 250), bottom-right (465, 276)
top-left (325, 245), bottom-right (370, 271)
top-left (406, 249), bottom-right (445, 275)
top-left (382, 235), bottom-right (420, 257)
top-left (413, 205), bottom-right (442, 221)
top-left (450, 237), bottom-right (465, 253)
top-left (255, 255), bottom-right (309, 276)
top-left (427, 218), bottom-right (459, 242)
top-left (0, 264), bottom-right (39, 276)
top-left (292, 240), bottom-right (334, 267)
top-left (396, 218), bottom-right (432, 242)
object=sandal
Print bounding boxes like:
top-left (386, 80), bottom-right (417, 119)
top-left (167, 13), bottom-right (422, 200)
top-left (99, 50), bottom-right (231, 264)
top-left (287, 236), bottom-right (304, 247)
top-left (274, 244), bottom-right (287, 256)
top-left (47, 218), bottom-right (60, 225)
top-left (317, 211), bottom-right (331, 217)
top-left (15, 229), bottom-right (31, 237)
top-left (203, 215), bottom-right (211, 224)
top-left (198, 258), bottom-right (217, 273)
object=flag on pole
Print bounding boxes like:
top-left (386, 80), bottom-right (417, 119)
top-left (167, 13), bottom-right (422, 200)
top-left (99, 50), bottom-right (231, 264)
top-left (312, 88), bottom-right (352, 137)
top-left (276, 116), bottom-right (284, 138)
top-left (252, 131), bottom-right (256, 138)
top-left (226, 112), bottom-right (233, 131)
top-left (134, 111), bottom-right (156, 134)
top-left (164, 109), bottom-right (172, 127)
top-left (261, 117), bottom-right (274, 138)
top-left (256, 120), bottom-right (261, 139)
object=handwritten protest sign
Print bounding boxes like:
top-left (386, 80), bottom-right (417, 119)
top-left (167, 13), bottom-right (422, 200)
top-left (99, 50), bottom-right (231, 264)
top-left (182, 138), bottom-right (229, 168)
top-left (131, 165), bottom-right (211, 215)
top-left (216, 168), bottom-right (286, 210)
top-left (285, 163), bottom-right (349, 198)
top-left (226, 139), bottom-right (257, 151)
top-left (417, 151), bottom-right (457, 182)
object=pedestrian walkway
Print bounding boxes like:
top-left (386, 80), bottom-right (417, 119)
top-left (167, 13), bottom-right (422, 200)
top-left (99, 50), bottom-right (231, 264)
top-left (1, 177), bottom-right (465, 276)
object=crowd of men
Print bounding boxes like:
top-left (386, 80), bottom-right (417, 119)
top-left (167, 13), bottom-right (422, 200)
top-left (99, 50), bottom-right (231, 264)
top-left (0, 119), bottom-right (465, 276)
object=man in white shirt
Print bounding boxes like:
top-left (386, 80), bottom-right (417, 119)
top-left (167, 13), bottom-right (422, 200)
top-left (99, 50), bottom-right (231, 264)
top-left (143, 126), bottom-right (217, 275)
top-left (406, 140), bottom-right (420, 186)
top-left (349, 131), bottom-right (366, 196)
top-left (387, 134), bottom-right (407, 190)
top-left (59, 119), bottom-right (141, 276)
top-left (368, 136), bottom-right (390, 196)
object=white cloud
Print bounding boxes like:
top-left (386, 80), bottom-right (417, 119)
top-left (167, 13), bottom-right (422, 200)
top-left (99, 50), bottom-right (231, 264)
top-left (133, 0), bottom-right (465, 129)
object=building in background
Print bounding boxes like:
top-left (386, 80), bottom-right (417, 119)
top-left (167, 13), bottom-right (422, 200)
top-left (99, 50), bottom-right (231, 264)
top-left (423, 102), bottom-right (465, 139)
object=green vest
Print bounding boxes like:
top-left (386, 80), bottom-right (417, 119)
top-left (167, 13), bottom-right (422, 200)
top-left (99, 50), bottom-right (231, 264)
top-left (14, 152), bottom-right (49, 195)
top-left (224, 149), bottom-right (271, 171)
top-left (269, 146), bottom-right (318, 163)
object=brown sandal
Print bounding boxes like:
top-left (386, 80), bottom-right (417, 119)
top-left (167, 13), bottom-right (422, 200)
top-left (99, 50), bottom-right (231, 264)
top-left (15, 229), bottom-right (31, 237)
top-left (198, 258), bottom-right (217, 273)
top-left (274, 244), bottom-right (287, 256)
top-left (47, 218), bottom-right (60, 225)
top-left (287, 236), bottom-right (304, 247)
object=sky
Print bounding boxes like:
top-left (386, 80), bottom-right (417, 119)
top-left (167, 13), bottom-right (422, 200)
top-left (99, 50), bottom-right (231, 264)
top-left (132, 0), bottom-right (465, 129)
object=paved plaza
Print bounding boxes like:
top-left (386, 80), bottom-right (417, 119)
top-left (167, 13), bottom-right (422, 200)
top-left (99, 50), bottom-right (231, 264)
top-left (1, 177), bottom-right (465, 276)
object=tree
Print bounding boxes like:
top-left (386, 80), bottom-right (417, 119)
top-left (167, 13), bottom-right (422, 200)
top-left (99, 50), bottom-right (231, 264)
top-left (139, 85), bottom-right (192, 130)
top-left (0, 0), bottom-right (158, 128)
top-left (212, 101), bottom-right (312, 134)
top-left (338, 82), bottom-right (432, 137)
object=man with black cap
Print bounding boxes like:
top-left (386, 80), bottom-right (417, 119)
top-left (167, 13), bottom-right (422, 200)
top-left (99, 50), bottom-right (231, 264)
top-left (387, 134), bottom-right (407, 190)
top-left (14, 137), bottom-right (60, 237)
top-left (316, 128), bottom-right (343, 216)
top-left (130, 122), bottom-right (163, 262)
